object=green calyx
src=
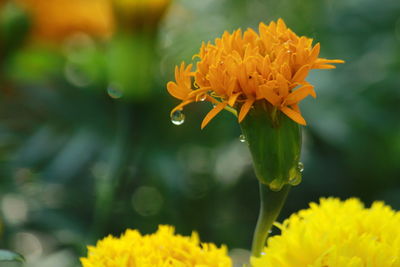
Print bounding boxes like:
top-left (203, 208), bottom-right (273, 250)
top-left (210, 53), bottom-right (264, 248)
top-left (240, 101), bottom-right (302, 191)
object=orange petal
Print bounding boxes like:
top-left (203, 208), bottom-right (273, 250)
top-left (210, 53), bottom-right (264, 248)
top-left (201, 102), bottom-right (227, 129)
top-left (316, 58), bottom-right (345, 64)
top-left (238, 98), bottom-right (255, 123)
top-left (228, 92), bottom-right (241, 107)
top-left (277, 18), bottom-right (287, 32)
top-left (313, 64), bottom-right (336, 69)
top-left (260, 85), bottom-right (280, 106)
top-left (170, 99), bottom-right (195, 116)
top-left (277, 73), bottom-right (289, 97)
top-left (292, 104), bottom-right (301, 113)
top-left (292, 64), bottom-right (310, 83)
top-left (188, 87), bottom-right (210, 98)
top-left (281, 106), bottom-right (306, 125)
top-left (309, 43), bottom-right (320, 63)
top-left (167, 81), bottom-right (188, 100)
top-left (280, 63), bottom-right (292, 81)
top-left (285, 85), bottom-right (316, 105)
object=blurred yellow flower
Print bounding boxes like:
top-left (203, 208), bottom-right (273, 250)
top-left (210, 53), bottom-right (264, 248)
top-left (17, 0), bottom-right (114, 41)
top-left (251, 198), bottom-right (400, 267)
top-left (81, 225), bottom-right (232, 267)
top-left (167, 19), bottom-right (344, 128)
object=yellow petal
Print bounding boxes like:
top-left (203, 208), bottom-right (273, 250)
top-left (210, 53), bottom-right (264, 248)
top-left (281, 106), bottom-right (306, 125)
top-left (201, 102), bottom-right (227, 129)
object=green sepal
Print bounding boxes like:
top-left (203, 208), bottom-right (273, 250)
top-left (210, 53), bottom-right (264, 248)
top-left (0, 250), bottom-right (25, 263)
top-left (240, 101), bottom-right (302, 191)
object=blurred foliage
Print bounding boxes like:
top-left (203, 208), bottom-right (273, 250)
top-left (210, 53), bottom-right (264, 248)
top-left (0, 0), bottom-right (399, 266)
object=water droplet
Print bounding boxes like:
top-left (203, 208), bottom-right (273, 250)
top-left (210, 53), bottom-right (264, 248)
top-left (288, 174), bottom-right (302, 186)
top-left (298, 162), bottom-right (304, 173)
top-left (261, 252), bottom-right (266, 255)
top-left (219, 61), bottom-right (224, 65)
top-left (107, 83), bottom-right (124, 99)
top-left (239, 134), bottom-right (246, 143)
top-left (199, 94), bottom-right (207, 101)
top-left (269, 179), bottom-right (284, 191)
top-left (63, 33), bottom-right (95, 62)
top-left (171, 110), bottom-right (185, 125)
top-left (64, 62), bottom-right (91, 87)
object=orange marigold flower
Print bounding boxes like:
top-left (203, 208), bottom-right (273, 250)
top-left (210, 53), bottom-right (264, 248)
top-left (167, 19), bottom-right (344, 128)
top-left (17, 0), bottom-right (114, 42)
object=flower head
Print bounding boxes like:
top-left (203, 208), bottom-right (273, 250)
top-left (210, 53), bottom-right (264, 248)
top-left (81, 225), bottom-right (232, 267)
top-left (167, 19), bottom-right (343, 128)
top-left (251, 198), bottom-right (400, 267)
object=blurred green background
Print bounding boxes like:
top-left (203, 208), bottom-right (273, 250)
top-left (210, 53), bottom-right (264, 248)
top-left (0, 0), bottom-right (400, 266)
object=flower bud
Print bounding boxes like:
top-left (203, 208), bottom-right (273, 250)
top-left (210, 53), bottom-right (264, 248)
top-left (240, 101), bottom-right (302, 191)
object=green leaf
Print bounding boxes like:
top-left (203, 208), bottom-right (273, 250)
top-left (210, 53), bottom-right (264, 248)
top-left (0, 250), bottom-right (25, 263)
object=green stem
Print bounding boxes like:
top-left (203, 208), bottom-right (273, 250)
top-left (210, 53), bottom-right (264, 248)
top-left (91, 102), bottom-right (132, 240)
top-left (251, 183), bottom-right (290, 257)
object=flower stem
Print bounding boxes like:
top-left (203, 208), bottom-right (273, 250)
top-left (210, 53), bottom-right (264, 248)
top-left (251, 183), bottom-right (290, 257)
top-left (91, 102), bottom-right (133, 240)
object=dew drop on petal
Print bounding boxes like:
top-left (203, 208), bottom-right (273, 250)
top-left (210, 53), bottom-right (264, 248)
top-left (199, 94), bottom-right (207, 101)
top-left (171, 110), bottom-right (185, 126)
top-left (107, 83), bottom-right (124, 99)
top-left (239, 134), bottom-right (246, 143)
top-left (298, 162), bottom-right (304, 173)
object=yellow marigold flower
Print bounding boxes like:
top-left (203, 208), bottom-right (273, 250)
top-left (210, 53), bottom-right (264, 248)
top-left (167, 19), bottom-right (344, 128)
top-left (251, 198), bottom-right (400, 267)
top-left (81, 225), bottom-right (232, 267)
top-left (16, 0), bottom-right (114, 42)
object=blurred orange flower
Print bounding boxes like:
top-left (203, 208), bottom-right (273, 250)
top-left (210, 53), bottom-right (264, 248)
top-left (17, 0), bottom-right (114, 42)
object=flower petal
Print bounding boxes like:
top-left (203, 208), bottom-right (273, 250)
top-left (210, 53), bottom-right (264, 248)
top-left (170, 99), bottom-right (195, 116)
top-left (292, 64), bottom-right (310, 83)
top-left (228, 92), bottom-right (241, 107)
top-left (309, 43), bottom-right (320, 63)
top-left (281, 106), bottom-right (306, 125)
top-left (201, 102), bottom-right (227, 129)
top-left (238, 98), bottom-right (255, 123)
top-left (285, 85), bottom-right (316, 105)
top-left (259, 85), bottom-right (280, 106)
top-left (167, 81), bottom-right (188, 100)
